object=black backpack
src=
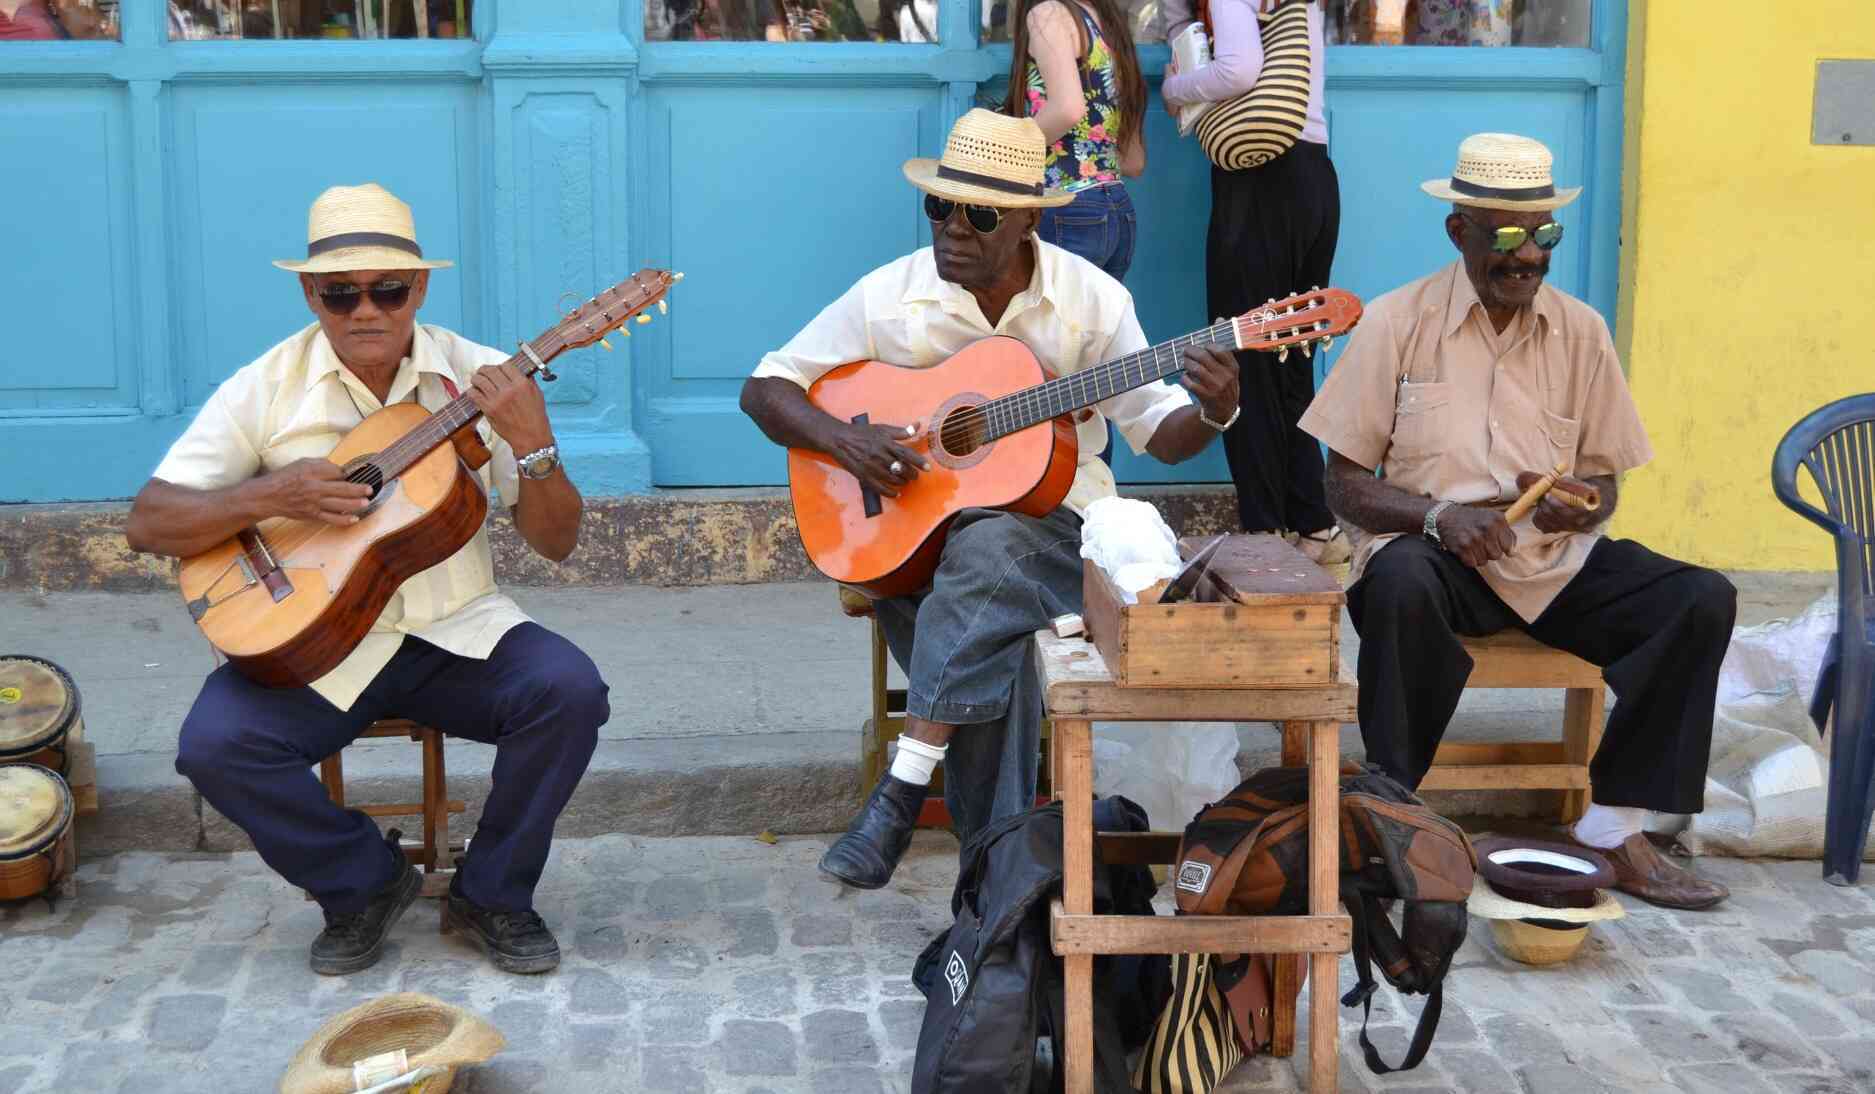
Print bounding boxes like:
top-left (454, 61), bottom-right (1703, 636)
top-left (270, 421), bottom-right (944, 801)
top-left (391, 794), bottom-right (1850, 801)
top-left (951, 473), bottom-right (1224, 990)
top-left (911, 798), bottom-right (1168, 1093)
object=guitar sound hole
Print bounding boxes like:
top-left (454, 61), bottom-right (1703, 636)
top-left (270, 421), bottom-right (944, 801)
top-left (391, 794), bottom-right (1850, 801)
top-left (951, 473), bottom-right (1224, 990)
top-left (343, 459), bottom-right (386, 502)
top-left (938, 406), bottom-right (990, 458)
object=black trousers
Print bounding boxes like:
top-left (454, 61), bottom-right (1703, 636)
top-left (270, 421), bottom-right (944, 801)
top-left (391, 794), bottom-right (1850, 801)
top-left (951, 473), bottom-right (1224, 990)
top-left (1346, 536), bottom-right (1737, 814)
top-left (1206, 141), bottom-right (1340, 536)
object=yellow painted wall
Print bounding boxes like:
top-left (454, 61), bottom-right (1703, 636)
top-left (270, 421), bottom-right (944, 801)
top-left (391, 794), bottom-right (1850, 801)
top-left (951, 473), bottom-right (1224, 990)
top-left (1616, 0), bottom-right (1875, 570)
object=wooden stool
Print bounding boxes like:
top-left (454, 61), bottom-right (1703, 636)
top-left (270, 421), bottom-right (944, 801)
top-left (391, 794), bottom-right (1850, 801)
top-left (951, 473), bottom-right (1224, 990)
top-left (1418, 631), bottom-right (1607, 822)
top-left (841, 586), bottom-right (1052, 827)
top-left (319, 718), bottom-right (466, 899)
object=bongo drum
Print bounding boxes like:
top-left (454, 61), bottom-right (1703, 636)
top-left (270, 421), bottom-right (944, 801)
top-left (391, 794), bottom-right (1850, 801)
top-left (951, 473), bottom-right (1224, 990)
top-left (0, 764), bottom-right (76, 902)
top-left (0, 656), bottom-right (83, 776)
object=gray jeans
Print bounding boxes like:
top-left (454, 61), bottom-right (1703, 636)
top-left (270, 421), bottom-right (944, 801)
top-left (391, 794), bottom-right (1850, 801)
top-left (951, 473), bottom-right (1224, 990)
top-left (873, 507), bottom-right (1084, 847)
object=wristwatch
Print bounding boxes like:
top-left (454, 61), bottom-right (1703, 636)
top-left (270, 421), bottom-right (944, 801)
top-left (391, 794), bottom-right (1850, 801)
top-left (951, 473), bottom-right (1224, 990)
top-left (1423, 500), bottom-right (1456, 548)
top-left (1199, 403), bottom-right (1241, 431)
top-left (516, 443), bottom-right (562, 480)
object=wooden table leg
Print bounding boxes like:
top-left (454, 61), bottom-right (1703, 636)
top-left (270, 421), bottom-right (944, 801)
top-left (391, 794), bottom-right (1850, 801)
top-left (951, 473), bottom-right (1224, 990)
top-left (1056, 717), bottom-right (1095, 1094)
top-left (1272, 720), bottom-right (1310, 1057)
top-left (1308, 720), bottom-right (1340, 1091)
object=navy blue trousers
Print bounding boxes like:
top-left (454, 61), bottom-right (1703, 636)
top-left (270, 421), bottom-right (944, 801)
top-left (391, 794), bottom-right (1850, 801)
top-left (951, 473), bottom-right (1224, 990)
top-left (176, 623), bottom-right (607, 915)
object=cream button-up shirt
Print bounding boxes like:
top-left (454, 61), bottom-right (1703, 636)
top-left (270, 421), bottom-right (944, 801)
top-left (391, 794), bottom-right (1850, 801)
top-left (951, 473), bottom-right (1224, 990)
top-left (1299, 261), bottom-right (1654, 621)
top-left (751, 238), bottom-right (1191, 515)
top-left (152, 323), bottom-right (529, 711)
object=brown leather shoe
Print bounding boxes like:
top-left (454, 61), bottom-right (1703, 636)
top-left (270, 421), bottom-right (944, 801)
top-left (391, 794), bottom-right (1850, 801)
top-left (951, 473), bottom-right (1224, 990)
top-left (1566, 833), bottom-right (1729, 911)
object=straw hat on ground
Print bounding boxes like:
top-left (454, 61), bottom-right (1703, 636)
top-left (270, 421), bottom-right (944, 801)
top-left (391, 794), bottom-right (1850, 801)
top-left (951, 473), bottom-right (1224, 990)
top-left (1421, 132), bottom-right (1581, 213)
top-left (279, 993), bottom-right (503, 1094)
top-left (904, 108), bottom-right (1074, 209)
top-left (273, 184), bottom-right (454, 274)
top-left (1466, 837), bottom-right (1625, 967)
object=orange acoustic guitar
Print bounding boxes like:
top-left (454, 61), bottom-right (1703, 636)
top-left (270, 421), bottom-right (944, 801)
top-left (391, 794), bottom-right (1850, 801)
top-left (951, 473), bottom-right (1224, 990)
top-left (178, 269), bottom-right (680, 688)
top-left (788, 287), bottom-right (1364, 598)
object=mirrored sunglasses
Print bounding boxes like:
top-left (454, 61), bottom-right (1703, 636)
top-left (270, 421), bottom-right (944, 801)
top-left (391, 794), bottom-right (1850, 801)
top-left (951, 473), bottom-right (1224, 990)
top-left (923, 194), bottom-right (1003, 235)
top-left (318, 279), bottom-right (413, 315)
top-left (1476, 220), bottom-right (1565, 254)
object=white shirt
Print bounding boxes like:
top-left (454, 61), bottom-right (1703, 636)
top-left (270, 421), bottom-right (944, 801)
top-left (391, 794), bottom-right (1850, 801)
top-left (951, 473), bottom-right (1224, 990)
top-left (153, 323), bottom-right (530, 711)
top-left (752, 237), bottom-right (1190, 514)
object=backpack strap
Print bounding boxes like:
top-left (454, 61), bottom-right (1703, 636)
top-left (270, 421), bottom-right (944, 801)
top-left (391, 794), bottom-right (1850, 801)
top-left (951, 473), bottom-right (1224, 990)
top-left (1340, 891), bottom-right (1441, 1074)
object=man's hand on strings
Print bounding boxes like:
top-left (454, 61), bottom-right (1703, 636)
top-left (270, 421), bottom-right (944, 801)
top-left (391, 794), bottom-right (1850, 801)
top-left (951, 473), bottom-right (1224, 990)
top-left (1180, 345), bottom-right (1240, 425)
top-left (830, 420), bottom-right (927, 499)
top-left (255, 459), bottom-right (373, 526)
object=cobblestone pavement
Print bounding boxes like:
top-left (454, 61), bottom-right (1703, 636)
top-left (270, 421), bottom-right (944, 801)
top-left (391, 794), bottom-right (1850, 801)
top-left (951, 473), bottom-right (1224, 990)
top-left (3, 833), bottom-right (1873, 1093)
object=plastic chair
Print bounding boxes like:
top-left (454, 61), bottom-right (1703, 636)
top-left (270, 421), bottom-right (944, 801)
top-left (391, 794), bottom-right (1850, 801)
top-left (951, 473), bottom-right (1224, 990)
top-left (1772, 394), bottom-right (1875, 885)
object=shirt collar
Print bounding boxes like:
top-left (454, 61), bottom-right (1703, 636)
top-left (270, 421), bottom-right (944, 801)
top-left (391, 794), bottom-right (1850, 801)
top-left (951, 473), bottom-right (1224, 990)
top-left (904, 235), bottom-right (1054, 327)
top-left (305, 324), bottom-right (456, 406)
top-left (1440, 260), bottom-right (1562, 342)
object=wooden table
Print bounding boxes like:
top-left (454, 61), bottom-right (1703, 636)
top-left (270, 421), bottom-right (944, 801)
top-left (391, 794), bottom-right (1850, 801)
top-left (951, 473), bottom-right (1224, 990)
top-left (1035, 630), bottom-right (1357, 1092)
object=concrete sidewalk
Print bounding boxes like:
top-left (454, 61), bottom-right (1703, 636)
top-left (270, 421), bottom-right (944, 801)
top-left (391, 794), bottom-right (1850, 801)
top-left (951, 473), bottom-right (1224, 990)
top-left (1, 570), bottom-right (1833, 857)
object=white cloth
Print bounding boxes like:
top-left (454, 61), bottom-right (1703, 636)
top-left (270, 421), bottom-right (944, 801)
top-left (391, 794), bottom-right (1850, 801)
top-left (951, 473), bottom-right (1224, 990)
top-left (152, 323), bottom-right (528, 712)
top-left (751, 238), bottom-right (1191, 515)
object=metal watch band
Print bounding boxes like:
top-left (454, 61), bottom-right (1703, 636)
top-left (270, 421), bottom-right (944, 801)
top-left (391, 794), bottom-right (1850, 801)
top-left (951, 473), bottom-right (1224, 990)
top-left (1200, 403), bottom-right (1241, 432)
top-left (1424, 500), bottom-right (1456, 546)
top-left (517, 443), bottom-right (560, 479)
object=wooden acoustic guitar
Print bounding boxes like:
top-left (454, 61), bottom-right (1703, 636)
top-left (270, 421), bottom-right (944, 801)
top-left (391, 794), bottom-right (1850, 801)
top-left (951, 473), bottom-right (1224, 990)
top-left (178, 269), bottom-right (680, 688)
top-left (787, 287), bottom-right (1363, 598)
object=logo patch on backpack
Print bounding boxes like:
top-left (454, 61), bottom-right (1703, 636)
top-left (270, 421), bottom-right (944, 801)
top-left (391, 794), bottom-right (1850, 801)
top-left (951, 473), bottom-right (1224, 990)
top-left (1175, 860), bottom-right (1212, 894)
top-left (945, 949), bottom-right (969, 1005)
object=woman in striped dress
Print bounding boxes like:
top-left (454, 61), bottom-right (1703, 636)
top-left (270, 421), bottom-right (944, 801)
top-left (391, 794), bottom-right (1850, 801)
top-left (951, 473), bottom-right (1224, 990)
top-left (1162, 0), bottom-right (1348, 564)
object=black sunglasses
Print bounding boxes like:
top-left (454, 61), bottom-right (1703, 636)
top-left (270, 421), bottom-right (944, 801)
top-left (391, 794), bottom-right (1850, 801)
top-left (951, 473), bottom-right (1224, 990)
top-left (924, 194), bottom-right (1004, 235)
top-left (317, 279), bottom-right (413, 315)
top-left (1462, 215), bottom-right (1564, 254)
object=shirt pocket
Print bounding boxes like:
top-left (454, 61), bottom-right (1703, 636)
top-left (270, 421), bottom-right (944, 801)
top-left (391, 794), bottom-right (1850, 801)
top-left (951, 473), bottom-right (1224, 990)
top-left (1391, 381), bottom-right (1451, 457)
top-left (1543, 409), bottom-right (1581, 467)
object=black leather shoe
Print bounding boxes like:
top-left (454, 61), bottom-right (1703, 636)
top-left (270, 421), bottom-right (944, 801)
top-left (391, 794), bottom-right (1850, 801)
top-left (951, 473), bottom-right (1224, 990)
top-left (819, 772), bottom-right (929, 890)
top-left (443, 877), bottom-right (561, 974)
top-left (310, 830), bottom-right (421, 976)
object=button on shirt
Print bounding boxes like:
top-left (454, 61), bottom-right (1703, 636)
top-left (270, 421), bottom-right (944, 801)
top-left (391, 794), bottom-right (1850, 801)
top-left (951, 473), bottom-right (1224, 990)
top-left (751, 238), bottom-right (1190, 514)
top-left (1297, 261), bottom-right (1653, 621)
top-left (152, 323), bottom-right (529, 711)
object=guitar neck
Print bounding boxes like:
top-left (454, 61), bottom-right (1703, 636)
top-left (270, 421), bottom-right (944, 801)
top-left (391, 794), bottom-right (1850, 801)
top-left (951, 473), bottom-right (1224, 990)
top-left (983, 321), bottom-right (1239, 441)
top-left (366, 348), bottom-right (546, 482)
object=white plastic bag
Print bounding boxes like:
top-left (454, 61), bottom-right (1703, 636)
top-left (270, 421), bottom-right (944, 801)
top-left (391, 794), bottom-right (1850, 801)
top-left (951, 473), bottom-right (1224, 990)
top-left (1079, 496), bottom-right (1181, 605)
top-left (1091, 721), bottom-right (1240, 832)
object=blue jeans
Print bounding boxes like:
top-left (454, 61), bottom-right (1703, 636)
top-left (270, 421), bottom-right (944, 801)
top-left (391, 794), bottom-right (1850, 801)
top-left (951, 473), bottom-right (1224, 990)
top-left (1037, 183), bottom-right (1137, 283)
top-left (872, 507), bottom-right (1085, 847)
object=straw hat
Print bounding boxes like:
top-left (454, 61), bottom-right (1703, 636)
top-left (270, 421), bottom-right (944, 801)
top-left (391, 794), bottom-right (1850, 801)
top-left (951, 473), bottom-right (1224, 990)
top-left (903, 109), bottom-right (1074, 209)
top-left (1466, 874), bottom-right (1624, 925)
top-left (279, 993), bottom-right (503, 1094)
top-left (1420, 133), bottom-right (1581, 212)
top-left (273, 184), bottom-right (454, 274)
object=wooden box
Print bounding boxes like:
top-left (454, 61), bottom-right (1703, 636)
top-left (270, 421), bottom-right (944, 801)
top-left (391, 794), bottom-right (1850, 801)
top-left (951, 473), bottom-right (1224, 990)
top-left (1081, 534), bottom-right (1342, 689)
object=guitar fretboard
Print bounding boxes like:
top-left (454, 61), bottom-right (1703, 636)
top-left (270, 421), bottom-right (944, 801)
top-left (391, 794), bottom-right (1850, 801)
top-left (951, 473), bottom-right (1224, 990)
top-left (978, 320), bottom-right (1240, 442)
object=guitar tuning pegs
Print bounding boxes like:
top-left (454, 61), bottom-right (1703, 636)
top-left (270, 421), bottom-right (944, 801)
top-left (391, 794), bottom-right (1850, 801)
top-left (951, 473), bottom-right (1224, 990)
top-left (1322, 336), bottom-right (1334, 351)
top-left (1301, 341), bottom-right (1312, 359)
top-left (540, 366), bottom-right (558, 382)
top-left (658, 300), bottom-right (668, 315)
top-left (636, 313), bottom-right (652, 325)
top-left (1278, 347), bottom-right (1289, 363)
top-left (673, 272), bottom-right (686, 282)
top-left (599, 337), bottom-right (614, 351)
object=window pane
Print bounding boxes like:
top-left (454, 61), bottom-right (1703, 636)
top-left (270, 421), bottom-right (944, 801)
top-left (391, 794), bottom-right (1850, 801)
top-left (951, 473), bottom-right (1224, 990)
top-left (645, 0), bottom-right (935, 41)
top-left (168, 1), bottom-right (474, 40)
top-left (1325, 1), bottom-right (1591, 48)
top-left (982, 0), bottom-right (1165, 45)
top-left (1, 0), bottom-right (119, 40)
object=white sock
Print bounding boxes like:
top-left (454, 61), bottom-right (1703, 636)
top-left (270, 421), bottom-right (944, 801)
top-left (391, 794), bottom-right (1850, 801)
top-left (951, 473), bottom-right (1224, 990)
top-left (889, 736), bottom-right (947, 786)
top-left (1572, 804), bottom-right (1648, 850)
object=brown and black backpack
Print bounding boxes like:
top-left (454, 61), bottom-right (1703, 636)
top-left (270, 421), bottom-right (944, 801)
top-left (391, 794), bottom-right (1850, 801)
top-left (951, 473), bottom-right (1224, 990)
top-left (1170, 762), bottom-right (1477, 1075)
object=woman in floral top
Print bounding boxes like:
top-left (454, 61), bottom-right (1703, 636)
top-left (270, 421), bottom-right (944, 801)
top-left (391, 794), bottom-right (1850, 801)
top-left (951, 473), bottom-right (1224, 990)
top-left (1000, 0), bottom-right (1147, 281)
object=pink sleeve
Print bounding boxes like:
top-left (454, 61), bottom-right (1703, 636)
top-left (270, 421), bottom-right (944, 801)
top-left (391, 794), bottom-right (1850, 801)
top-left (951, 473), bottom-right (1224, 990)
top-left (1163, 0), bottom-right (1265, 106)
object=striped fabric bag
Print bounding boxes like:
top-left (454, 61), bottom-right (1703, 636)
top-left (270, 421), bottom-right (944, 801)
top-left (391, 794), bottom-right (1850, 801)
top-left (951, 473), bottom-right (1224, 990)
top-left (1194, 0), bottom-right (1312, 170)
top-left (1132, 952), bottom-right (1245, 1094)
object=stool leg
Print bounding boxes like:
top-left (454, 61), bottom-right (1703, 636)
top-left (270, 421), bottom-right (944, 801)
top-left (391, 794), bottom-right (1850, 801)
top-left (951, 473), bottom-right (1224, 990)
top-left (1273, 721), bottom-right (1310, 1057)
top-left (868, 617), bottom-right (889, 798)
top-left (1308, 720), bottom-right (1340, 1092)
top-left (1562, 686), bottom-right (1605, 823)
top-left (320, 753), bottom-right (345, 809)
top-left (422, 730), bottom-right (443, 872)
top-left (1056, 718), bottom-right (1095, 1094)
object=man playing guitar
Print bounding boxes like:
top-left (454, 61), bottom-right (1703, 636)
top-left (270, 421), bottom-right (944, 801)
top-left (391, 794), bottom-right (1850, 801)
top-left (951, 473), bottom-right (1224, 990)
top-left (125, 184), bottom-right (608, 976)
top-left (741, 110), bottom-right (1241, 890)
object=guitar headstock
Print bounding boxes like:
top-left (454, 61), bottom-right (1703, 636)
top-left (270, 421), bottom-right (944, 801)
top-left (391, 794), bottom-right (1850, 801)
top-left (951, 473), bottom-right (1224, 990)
top-left (549, 268), bottom-right (683, 354)
top-left (1230, 287), bottom-right (1363, 361)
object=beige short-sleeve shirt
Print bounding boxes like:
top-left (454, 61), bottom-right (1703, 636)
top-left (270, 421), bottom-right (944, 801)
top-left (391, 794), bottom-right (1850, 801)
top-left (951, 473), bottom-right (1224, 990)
top-left (752, 238), bottom-right (1190, 515)
top-left (1298, 261), bottom-right (1653, 621)
top-left (152, 323), bottom-right (530, 711)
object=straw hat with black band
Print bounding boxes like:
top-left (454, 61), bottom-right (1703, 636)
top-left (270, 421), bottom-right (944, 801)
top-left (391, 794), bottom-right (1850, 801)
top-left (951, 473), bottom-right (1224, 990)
top-left (903, 109), bottom-right (1075, 210)
top-left (273, 183), bottom-right (454, 275)
top-left (1421, 132), bottom-right (1581, 213)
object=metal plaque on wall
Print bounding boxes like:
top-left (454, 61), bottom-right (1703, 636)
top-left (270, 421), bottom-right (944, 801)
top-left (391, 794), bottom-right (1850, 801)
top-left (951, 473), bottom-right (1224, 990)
top-left (1813, 60), bottom-right (1875, 146)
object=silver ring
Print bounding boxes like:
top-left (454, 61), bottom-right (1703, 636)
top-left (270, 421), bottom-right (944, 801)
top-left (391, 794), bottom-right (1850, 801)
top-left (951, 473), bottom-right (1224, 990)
top-left (889, 461), bottom-right (904, 475)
